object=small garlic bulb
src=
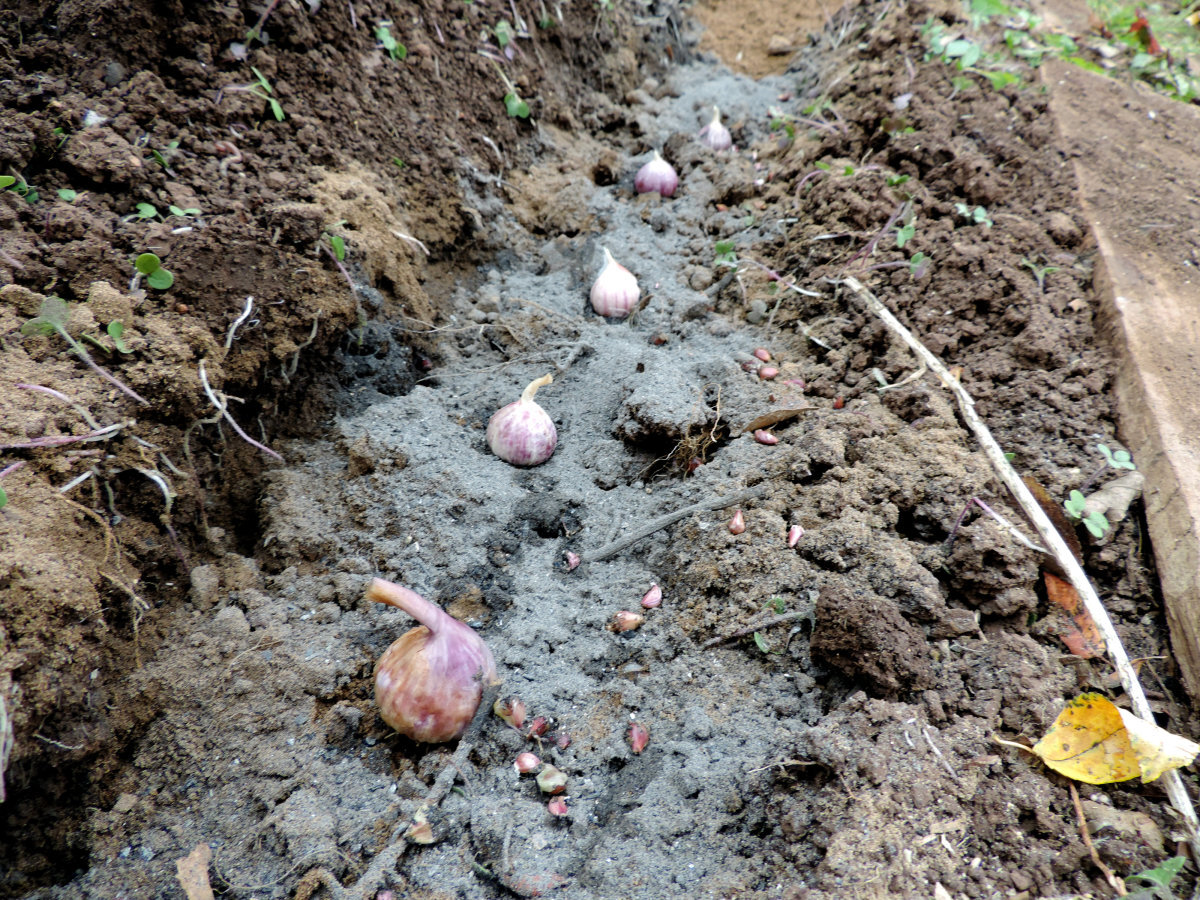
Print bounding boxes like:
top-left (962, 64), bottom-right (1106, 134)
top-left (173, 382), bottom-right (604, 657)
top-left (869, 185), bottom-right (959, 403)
top-left (634, 150), bottom-right (679, 197)
top-left (590, 247), bottom-right (640, 318)
top-left (487, 374), bottom-right (558, 466)
top-left (698, 106), bottom-right (732, 151)
top-left (369, 578), bottom-right (498, 743)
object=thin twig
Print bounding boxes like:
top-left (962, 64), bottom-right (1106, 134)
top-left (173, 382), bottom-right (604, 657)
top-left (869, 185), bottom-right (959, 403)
top-left (702, 609), bottom-right (811, 649)
top-left (842, 275), bottom-right (1200, 861)
top-left (1069, 782), bottom-right (1126, 895)
top-left (946, 496), bottom-right (1047, 555)
top-left (588, 484), bottom-right (769, 562)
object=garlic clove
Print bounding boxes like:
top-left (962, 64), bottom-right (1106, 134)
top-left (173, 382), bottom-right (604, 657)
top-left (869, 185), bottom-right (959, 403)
top-left (527, 716), bottom-right (550, 738)
top-left (536, 763), bottom-right (568, 794)
top-left (565, 551), bottom-right (581, 572)
top-left (641, 583), bottom-right (662, 609)
top-left (788, 524), bottom-right (804, 547)
top-left (698, 106), bottom-right (732, 151)
top-left (628, 721), bottom-right (650, 754)
top-left (368, 578), bottom-right (498, 744)
top-left (609, 611), bottom-right (645, 632)
top-left (547, 796), bottom-right (569, 817)
top-left (753, 347), bottom-right (772, 362)
top-left (753, 429), bottom-right (779, 445)
top-left (486, 373), bottom-right (558, 466)
top-left (590, 247), bottom-right (640, 319)
top-left (729, 509), bottom-right (746, 535)
top-left (634, 150), bottom-right (679, 197)
top-left (758, 366), bottom-right (779, 380)
top-left (494, 695), bottom-right (527, 731)
top-left (515, 751), bottom-right (542, 774)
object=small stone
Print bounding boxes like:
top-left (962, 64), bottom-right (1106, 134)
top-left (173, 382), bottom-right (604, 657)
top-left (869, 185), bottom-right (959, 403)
top-left (767, 35), bottom-right (793, 56)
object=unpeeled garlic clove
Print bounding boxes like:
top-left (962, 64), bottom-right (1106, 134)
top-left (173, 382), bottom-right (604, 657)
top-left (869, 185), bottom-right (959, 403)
top-left (729, 509), bottom-right (746, 535)
top-left (634, 150), bottom-right (679, 197)
top-left (515, 751), bottom-right (542, 774)
top-left (547, 796), bottom-right (569, 817)
top-left (609, 611), bottom-right (645, 632)
top-left (787, 524), bottom-right (804, 547)
top-left (536, 764), bottom-right (568, 794)
top-left (628, 721), bottom-right (650, 754)
top-left (486, 374), bottom-right (557, 466)
top-left (369, 578), bottom-right (498, 744)
top-left (494, 695), bottom-right (527, 731)
top-left (590, 247), bottom-right (640, 318)
top-left (641, 583), bottom-right (662, 609)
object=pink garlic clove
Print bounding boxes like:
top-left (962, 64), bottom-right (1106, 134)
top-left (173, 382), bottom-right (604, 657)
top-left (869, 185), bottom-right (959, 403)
top-left (494, 696), bottom-right (527, 731)
top-left (486, 374), bottom-right (557, 466)
top-left (565, 551), bottom-right (581, 571)
top-left (787, 524), bottom-right (804, 547)
top-left (527, 716), bottom-right (550, 738)
top-left (609, 611), bottom-right (645, 633)
top-left (754, 429), bottom-right (778, 445)
top-left (758, 366), bottom-right (779, 380)
top-left (729, 509), bottom-right (746, 535)
top-left (547, 796), bottom-right (569, 817)
top-left (641, 583), bottom-right (663, 609)
top-left (515, 751), bottom-right (542, 774)
top-left (628, 721), bottom-right (650, 754)
top-left (753, 347), bottom-right (772, 362)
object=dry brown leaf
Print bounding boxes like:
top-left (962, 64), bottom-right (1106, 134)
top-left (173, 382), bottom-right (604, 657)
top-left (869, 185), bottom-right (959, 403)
top-left (1083, 471), bottom-right (1144, 523)
top-left (740, 406), bottom-right (813, 434)
top-left (1044, 572), bottom-right (1106, 658)
top-left (175, 842), bottom-right (215, 900)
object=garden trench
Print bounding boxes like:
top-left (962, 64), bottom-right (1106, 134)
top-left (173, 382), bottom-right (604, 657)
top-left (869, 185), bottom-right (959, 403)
top-left (1, 0), bottom-right (1196, 898)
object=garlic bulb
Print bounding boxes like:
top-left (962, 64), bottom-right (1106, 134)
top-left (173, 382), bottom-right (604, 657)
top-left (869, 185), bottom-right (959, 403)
top-left (368, 578), bottom-right (498, 743)
top-left (698, 106), bottom-right (732, 151)
top-left (590, 247), bottom-right (640, 318)
top-left (634, 150), bottom-right (678, 197)
top-left (487, 374), bottom-right (557, 466)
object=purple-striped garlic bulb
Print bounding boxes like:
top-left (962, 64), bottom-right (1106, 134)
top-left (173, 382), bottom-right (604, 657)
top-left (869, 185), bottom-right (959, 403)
top-left (486, 374), bottom-right (558, 466)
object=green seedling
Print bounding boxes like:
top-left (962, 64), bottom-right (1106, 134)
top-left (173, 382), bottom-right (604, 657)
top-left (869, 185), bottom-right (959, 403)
top-left (20, 297), bottom-right (148, 405)
top-left (53, 126), bottom-right (69, 149)
top-left (326, 233), bottom-right (346, 261)
top-left (491, 61), bottom-right (531, 119)
top-left (493, 19), bottom-right (514, 50)
top-left (1126, 855), bottom-right (1186, 897)
top-left (391, 157), bottom-right (407, 169)
top-left (895, 220), bottom-right (916, 248)
top-left (714, 240), bottom-right (737, 268)
top-left (886, 174), bottom-right (910, 187)
top-left (134, 252), bottom-right (175, 290)
top-left (908, 251), bottom-right (931, 278)
top-left (0, 486), bottom-right (7, 509)
top-left (1098, 444), bottom-right (1136, 471)
top-left (0, 176), bottom-right (15, 190)
top-left (954, 202), bottom-right (993, 228)
top-left (248, 67), bottom-right (285, 121)
top-left (134, 202), bottom-right (160, 220)
top-left (1020, 256), bottom-right (1059, 293)
top-left (375, 21), bottom-right (408, 60)
top-left (1, 174), bottom-right (38, 203)
top-left (57, 188), bottom-right (78, 202)
top-left (1065, 489), bottom-right (1110, 539)
top-left (168, 205), bottom-right (201, 219)
top-left (108, 321), bottom-right (133, 353)
top-left (150, 140), bottom-right (181, 171)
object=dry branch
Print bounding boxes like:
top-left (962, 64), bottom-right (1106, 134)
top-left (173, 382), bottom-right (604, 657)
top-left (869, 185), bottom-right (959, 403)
top-left (842, 275), bottom-right (1200, 861)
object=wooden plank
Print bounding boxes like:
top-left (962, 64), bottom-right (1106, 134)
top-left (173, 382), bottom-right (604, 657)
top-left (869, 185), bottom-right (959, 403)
top-left (1043, 58), bottom-right (1200, 697)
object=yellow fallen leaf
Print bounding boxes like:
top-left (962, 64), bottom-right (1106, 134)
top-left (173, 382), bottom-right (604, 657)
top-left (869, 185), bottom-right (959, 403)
top-left (1027, 693), bottom-right (1198, 785)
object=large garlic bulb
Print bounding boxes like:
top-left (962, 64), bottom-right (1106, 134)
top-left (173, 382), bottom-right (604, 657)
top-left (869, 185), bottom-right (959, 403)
top-left (368, 578), bottom-right (498, 743)
top-left (486, 374), bottom-right (558, 466)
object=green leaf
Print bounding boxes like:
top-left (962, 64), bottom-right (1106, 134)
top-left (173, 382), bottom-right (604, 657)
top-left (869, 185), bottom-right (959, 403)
top-left (146, 267), bottom-right (174, 290)
top-left (494, 19), bottom-right (513, 48)
top-left (896, 222), bottom-right (916, 248)
top-left (943, 39), bottom-right (977, 58)
top-left (267, 98), bottom-right (285, 121)
top-left (1064, 55), bottom-right (1105, 74)
top-left (151, 149), bottom-right (169, 169)
top-left (908, 251), bottom-right (929, 275)
top-left (951, 75), bottom-right (975, 92)
top-left (1083, 511), bottom-right (1110, 538)
top-left (22, 189), bottom-right (39, 204)
top-left (391, 157), bottom-right (407, 168)
top-left (0, 175), bottom-right (14, 190)
top-left (886, 174), bottom-right (910, 187)
top-left (978, 69), bottom-right (1021, 90)
top-left (753, 632), bottom-right (770, 653)
top-left (1129, 856), bottom-right (1187, 889)
top-left (135, 253), bottom-right (162, 275)
top-left (330, 234), bottom-right (346, 261)
top-left (57, 188), bottom-right (78, 202)
top-left (968, 0), bottom-right (1012, 24)
top-left (814, 160), bottom-right (832, 171)
top-left (503, 92), bottom-right (530, 119)
top-left (135, 202), bottom-right (158, 219)
top-left (250, 66), bottom-right (273, 93)
top-left (107, 320), bottom-right (132, 353)
top-left (0, 485), bottom-right (7, 509)
top-left (1064, 489), bottom-right (1087, 519)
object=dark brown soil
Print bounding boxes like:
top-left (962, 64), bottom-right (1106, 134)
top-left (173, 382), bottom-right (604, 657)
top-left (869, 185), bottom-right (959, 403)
top-left (2, 0), bottom-right (1197, 897)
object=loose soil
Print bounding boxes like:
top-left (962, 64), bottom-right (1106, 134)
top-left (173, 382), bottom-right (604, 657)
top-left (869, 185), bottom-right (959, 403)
top-left (1, 0), bottom-right (1197, 898)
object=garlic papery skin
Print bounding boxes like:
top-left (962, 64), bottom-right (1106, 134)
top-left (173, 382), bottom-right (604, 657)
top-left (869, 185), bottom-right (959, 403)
top-left (590, 247), bottom-right (640, 319)
top-left (634, 150), bottom-right (678, 197)
top-left (368, 578), bottom-right (498, 744)
top-left (699, 106), bottom-right (732, 151)
top-left (486, 373), bottom-right (557, 466)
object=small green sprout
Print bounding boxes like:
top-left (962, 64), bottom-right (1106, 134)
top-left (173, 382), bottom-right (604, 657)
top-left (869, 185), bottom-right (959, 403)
top-left (954, 202), bottom-right (993, 228)
top-left (0, 176), bottom-right (15, 190)
top-left (391, 157), bottom-right (407, 169)
top-left (1020, 256), bottom-right (1059, 293)
top-left (895, 221), bottom-right (916, 248)
top-left (1097, 444), bottom-right (1136, 471)
top-left (135, 252), bottom-right (175, 290)
top-left (108, 321), bottom-right (133, 353)
top-left (1127, 856), bottom-right (1186, 894)
top-left (493, 19), bottom-right (514, 49)
top-left (168, 205), bottom-right (201, 219)
top-left (20, 297), bottom-right (148, 405)
top-left (504, 92), bottom-right (530, 118)
top-left (908, 251), bottom-right (930, 277)
top-left (328, 234), bottom-right (346, 261)
top-left (752, 632), bottom-right (772, 654)
top-left (714, 240), bottom-right (737, 268)
top-left (134, 202), bottom-right (160, 220)
top-left (150, 140), bottom-right (180, 170)
top-left (886, 174), bottom-right (910, 187)
top-left (0, 486), bottom-right (7, 509)
top-left (57, 188), bottom-right (79, 202)
top-left (248, 67), bottom-right (285, 121)
top-left (1, 174), bottom-right (38, 203)
top-left (375, 21), bottom-right (408, 60)
top-left (1065, 489), bottom-right (1110, 538)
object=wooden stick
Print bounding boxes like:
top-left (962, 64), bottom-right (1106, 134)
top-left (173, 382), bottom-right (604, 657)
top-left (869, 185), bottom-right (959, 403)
top-left (843, 276), bottom-right (1200, 860)
top-left (1069, 783), bottom-right (1126, 895)
top-left (587, 483), bottom-right (769, 562)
